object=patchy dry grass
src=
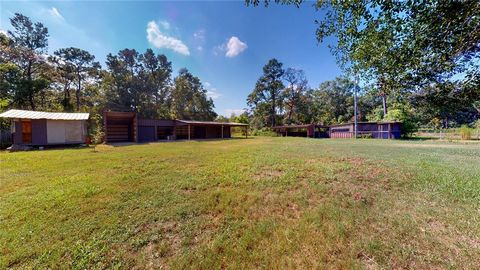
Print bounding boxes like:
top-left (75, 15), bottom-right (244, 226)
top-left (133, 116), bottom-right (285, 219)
top-left (1, 137), bottom-right (479, 269)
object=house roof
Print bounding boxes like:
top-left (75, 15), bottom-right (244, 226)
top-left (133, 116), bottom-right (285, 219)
top-left (0, 109), bottom-right (90, 120)
top-left (176, 120), bottom-right (248, 126)
top-left (272, 124), bottom-right (316, 129)
top-left (328, 121), bottom-right (401, 127)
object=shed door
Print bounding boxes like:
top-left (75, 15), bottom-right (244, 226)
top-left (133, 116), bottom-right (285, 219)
top-left (22, 121), bottom-right (32, 144)
top-left (47, 120), bottom-right (66, 144)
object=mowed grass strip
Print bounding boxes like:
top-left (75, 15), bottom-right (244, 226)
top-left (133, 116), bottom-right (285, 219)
top-left (1, 137), bottom-right (479, 269)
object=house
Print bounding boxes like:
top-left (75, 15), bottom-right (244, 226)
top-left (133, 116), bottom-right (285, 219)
top-left (329, 121), bottom-right (402, 139)
top-left (0, 109), bottom-right (89, 146)
top-left (103, 111), bottom-right (249, 143)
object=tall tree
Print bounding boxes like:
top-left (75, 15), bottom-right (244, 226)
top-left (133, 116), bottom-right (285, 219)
top-left (52, 47), bottom-right (99, 111)
top-left (311, 77), bottom-right (354, 125)
top-left (282, 68), bottom-right (310, 124)
top-left (6, 13), bottom-right (50, 110)
top-left (247, 0), bottom-right (480, 124)
top-left (170, 68), bottom-right (217, 121)
top-left (247, 59), bottom-right (284, 127)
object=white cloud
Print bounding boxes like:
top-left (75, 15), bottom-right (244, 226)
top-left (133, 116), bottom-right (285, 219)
top-left (225, 36), bottom-right (247, 57)
top-left (159, 21), bottom-right (170, 30)
top-left (225, 109), bottom-right (246, 116)
top-left (193, 29), bottom-right (206, 52)
top-left (214, 36), bottom-right (248, 58)
top-left (0, 29), bottom-right (7, 36)
top-left (146, 21), bottom-right (190, 56)
top-left (48, 7), bottom-right (64, 21)
top-left (204, 81), bottom-right (221, 100)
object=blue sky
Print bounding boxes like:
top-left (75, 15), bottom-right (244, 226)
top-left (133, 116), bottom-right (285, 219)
top-left (0, 1), bottom-right (342, 116)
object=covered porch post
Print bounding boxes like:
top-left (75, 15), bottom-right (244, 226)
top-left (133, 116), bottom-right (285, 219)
top-left (188, 124), bottom-right (191, 140)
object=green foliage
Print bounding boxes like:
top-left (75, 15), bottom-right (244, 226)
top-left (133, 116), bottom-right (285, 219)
top-left (170, 68), bottom-right (217, 121)
top-left (311, 77), bottom-right (354, 125)
top-left (251, 127), bottom-right (277, 137)
top-left (459, 125), bottom-right (473, 140)
top-left (384, 103), bottom-right (417, 137)
top-left (247, 59), bottom-right (284, 127)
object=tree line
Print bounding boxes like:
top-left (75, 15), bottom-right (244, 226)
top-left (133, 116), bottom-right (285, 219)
top-left (246, 0), bottom-right (480, 132)
top-left (0, 13), bottom-right (217, 130)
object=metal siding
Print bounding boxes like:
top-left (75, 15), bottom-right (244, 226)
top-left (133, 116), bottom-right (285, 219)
top-left (138, 126), bottom-right (156, 142)
top-left (31, 119), bottom-right (48, 145)
top-left (0, 109), bottom-right (89, 120)
top-left (47, 120), bottom-right (66, 144)
top-left (13, 121), bottom-right (22, 144)
top-left (138, 118), bottom-right (175, 127)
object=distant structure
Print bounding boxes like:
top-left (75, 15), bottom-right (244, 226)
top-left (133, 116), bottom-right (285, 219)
top-left (104, 111), bottom-right (249, 143)
top-left (329, 121), bottom-right (401, 139)
top-left (0, 109), bottom-right (89, 146)
top-left (273, 121), bottom-right (402, 139)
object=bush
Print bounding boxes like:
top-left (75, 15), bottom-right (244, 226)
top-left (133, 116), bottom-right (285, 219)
top-left (251, 128), bottom-right (278, 137)
top-left (384, 103), bottom-right (418, 137)
top-left (359, 133), bottom-right (373, 139)
top-left (459, 125), bottom-right (473, 140)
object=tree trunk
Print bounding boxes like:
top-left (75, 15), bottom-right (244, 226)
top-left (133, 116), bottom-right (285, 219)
top-left (29, 94), bottom-right (35, 110)
top-left (76, 71), bottom-right (81, 111)
top-left (382, 93), bottom-right (388, 116)
top-left (27, 61), bottom-right (35, 110)
top-left (271, 91), bottom-right (276, 127)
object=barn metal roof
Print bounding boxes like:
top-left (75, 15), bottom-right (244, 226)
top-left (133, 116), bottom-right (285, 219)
top-left (0, 109), bottom-right (89, 120)
top-left (176, 120), bottom-right (248, 126)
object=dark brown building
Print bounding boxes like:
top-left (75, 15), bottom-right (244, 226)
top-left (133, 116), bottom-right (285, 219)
top-left (104, 111), bottom-right (249, 143)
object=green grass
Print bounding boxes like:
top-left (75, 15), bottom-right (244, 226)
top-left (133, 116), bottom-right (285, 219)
top-left (1, 137), bottom-right (480, 269)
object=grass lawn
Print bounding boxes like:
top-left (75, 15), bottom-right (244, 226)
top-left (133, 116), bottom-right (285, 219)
top-left (1, 137), bottom-right (480, 269)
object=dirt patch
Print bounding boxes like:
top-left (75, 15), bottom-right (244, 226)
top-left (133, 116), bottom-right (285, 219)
top-left (253, 167), bottom-right (285, 180)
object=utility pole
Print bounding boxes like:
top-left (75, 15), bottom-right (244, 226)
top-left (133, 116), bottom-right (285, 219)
top-left (354, 75), bottom-right (359, 139)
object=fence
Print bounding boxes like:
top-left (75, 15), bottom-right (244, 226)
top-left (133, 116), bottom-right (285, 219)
top-left (329, 130), bottom-right (401, 139)
top-left (0, 129), bottom-right (12, 149)
top-left (416, 129), bottom-right (480, 140)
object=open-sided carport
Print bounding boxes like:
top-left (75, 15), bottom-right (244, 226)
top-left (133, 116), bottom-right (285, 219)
top-left (103, 111), bottom-right (249, 143)
top-left (174, 120), bottom-right (249, 140)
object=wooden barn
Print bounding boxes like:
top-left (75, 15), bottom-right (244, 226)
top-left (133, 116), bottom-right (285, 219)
top-left (103, 111), bottom-right (249, 143)
top-left (0, 109), bottom-right (89, 146)
top-left (329, 121), bottom-right (402, 139)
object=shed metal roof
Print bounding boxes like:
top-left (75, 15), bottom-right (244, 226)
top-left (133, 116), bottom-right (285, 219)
top-left (0, 109), bottom-right (89, 120)
top-left (176, 120), bottom-right (248, 126)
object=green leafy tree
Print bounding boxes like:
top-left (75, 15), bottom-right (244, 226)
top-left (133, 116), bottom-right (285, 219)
top-left (247, 59), bottom-right (284, 127)
top-left (6, 13), bottom-right (50, 110)
top-left (51, 47), bottom-right (100, 111)
top-left (282, 68), bottom-right (312, 124)
top-left (170, 68), bottom-right (217, 121)
top-left (311, 77), bottom-right (354, 125)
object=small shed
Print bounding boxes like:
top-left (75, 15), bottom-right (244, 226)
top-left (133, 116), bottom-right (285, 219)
top-left (329, 121), bottom-right (402, 139)
top-left (0, 109), bottom-right (89, 146)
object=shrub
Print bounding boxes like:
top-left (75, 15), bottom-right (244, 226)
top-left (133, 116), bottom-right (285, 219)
top-left (459, 125), bottom-right (472, 140)
top-left (360, 133), bottom-right (373, 139)
top-left (384, 103), bottom-right (418, 137)
top-left (251, 128), bottom-right (278, 137)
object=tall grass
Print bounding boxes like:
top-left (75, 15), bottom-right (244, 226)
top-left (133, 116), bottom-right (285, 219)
top-left (459, 125), bottom-right (473, 140)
